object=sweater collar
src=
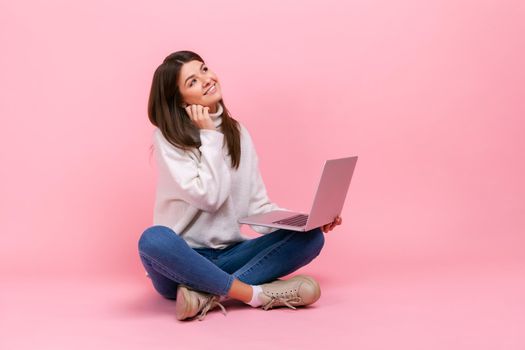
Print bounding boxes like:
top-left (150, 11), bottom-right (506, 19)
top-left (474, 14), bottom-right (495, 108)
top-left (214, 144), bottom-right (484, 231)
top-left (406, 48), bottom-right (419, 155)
top-left (208, 102), bottom-right (224, 129)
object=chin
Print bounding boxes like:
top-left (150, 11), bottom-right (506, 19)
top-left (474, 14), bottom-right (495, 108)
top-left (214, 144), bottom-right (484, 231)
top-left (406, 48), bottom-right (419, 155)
top-left (204, 96), bottom-right (222, 106)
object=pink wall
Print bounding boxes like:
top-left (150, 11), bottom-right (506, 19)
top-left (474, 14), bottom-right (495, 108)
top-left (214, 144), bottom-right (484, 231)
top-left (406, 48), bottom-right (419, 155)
top-left (1, 0), bottom-right (523, 279)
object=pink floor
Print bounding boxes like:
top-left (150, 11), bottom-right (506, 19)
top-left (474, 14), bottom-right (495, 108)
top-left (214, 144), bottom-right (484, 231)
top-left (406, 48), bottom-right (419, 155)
top-left (2, 256), bottom-right (524, 349)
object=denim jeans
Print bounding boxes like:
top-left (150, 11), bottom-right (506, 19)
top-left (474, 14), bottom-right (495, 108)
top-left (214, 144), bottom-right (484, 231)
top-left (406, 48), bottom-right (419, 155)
top-left (138, 225), bottom-right (325, 299)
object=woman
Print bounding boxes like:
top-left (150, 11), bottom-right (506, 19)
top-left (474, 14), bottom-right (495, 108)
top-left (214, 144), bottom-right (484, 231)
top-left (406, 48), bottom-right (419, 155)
top-left (138, 50), bottom-right (342, 321)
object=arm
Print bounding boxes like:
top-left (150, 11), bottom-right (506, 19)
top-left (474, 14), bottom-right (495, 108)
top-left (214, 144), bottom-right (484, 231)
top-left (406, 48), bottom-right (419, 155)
top-left (154, 129), bottom-right (232, 213)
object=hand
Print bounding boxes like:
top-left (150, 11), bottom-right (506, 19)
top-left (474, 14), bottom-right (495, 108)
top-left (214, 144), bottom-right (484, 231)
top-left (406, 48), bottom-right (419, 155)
top-left (321, 215), bottom-right (342, 233)
top-left (184, 104), bottom-right (216, 131)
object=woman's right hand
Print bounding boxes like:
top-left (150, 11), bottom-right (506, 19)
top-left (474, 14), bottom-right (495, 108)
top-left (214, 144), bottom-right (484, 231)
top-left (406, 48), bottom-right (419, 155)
top-left (184, 104), bottom-right (216, 131)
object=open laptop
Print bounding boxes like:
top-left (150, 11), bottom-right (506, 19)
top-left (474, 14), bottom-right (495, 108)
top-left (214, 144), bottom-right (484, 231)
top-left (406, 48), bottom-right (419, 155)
top-left (238, 156), bottom-right (358, 232)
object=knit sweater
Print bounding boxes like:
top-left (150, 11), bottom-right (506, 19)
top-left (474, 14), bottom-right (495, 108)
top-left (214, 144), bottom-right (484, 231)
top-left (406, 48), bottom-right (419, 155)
top-left (152, 102), bottom-right (287, 249)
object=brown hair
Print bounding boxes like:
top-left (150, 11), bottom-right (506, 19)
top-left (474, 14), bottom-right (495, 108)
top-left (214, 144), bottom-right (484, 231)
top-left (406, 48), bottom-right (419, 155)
top-left (147, 50), bottom-right (241, 169)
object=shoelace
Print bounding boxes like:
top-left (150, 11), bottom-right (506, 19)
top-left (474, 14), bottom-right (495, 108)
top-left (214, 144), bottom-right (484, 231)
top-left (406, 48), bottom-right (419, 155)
top-left (262, 296), bottom-right (303, 311)
top-left (197, 296), bottom-right (227, 321)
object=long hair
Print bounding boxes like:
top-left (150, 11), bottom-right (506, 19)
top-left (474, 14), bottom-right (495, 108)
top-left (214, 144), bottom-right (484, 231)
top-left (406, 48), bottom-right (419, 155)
top-left (147, 50), bottom-right (241, 169)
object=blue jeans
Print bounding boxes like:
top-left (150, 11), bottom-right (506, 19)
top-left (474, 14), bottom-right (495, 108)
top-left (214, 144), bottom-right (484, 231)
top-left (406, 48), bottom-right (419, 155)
top-left (138, 225), bottom-right (325, 299)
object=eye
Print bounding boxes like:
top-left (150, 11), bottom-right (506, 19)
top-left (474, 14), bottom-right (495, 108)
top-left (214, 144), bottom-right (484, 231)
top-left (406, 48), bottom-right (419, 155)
top-left (188, 66), bottom-right (209, 87)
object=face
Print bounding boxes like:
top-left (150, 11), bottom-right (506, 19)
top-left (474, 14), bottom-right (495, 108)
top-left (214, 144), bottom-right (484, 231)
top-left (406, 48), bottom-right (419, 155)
top-left (177, 60), bottom-right (222, 111)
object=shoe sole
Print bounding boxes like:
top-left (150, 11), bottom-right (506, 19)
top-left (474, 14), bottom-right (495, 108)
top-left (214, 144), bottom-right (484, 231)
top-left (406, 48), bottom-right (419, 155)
top-left (175, 286), bottom-right (194, 321)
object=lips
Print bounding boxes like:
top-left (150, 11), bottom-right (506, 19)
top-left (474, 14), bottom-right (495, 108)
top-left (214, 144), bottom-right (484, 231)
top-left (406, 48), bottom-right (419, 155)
top-left (204, 83), bottom-right (217, 95)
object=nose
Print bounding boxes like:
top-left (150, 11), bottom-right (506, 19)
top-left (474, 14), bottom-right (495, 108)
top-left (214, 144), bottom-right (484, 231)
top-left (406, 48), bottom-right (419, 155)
top-left (203, 78), bottom-right (213, 88)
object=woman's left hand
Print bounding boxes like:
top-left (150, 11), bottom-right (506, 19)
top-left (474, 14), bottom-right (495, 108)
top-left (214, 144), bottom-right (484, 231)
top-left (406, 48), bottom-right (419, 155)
top-left (321, 215), bottom-right (342, 233)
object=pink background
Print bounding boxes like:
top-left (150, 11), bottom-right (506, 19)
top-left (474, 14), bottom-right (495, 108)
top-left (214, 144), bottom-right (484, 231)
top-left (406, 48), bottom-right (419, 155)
top-left (1, 0), bottom-right (524, 349)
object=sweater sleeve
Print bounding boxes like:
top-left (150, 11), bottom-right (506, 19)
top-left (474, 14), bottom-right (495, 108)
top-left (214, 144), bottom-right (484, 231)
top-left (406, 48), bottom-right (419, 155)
top-left (153, 129), bottom-right (232, 213)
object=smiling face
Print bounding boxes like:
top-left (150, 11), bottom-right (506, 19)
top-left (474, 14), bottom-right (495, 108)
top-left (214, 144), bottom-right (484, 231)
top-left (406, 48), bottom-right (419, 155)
top-left (177, 60), bottom-right (222, 113)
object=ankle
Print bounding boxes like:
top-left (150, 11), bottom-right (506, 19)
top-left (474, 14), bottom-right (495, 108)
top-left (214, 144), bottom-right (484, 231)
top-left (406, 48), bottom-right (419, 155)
top-left (227, 279), bottom-right (254, 303)
top-left (245, 285), bottom-right (263, 308)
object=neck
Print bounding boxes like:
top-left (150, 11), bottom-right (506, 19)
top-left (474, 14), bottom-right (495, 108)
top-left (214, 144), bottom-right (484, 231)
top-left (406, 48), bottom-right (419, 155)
top-left (208, 102), bottom-right (224, 129)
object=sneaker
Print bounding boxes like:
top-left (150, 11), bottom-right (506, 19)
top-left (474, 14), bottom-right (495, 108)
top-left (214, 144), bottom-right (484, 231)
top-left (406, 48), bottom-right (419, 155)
top-left (258, 275), bottom-right (321, 311)
top-left (175, 285), bottom-right (227, 321)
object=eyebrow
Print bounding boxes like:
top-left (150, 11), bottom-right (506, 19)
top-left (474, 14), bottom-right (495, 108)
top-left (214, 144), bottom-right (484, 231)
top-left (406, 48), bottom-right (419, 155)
top-left (184, 62), bottom-right (205, 86)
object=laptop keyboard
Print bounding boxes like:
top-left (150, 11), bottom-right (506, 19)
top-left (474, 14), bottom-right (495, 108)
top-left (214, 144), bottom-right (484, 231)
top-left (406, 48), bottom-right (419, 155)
top-left (272, 214), bottom-right (309, 227)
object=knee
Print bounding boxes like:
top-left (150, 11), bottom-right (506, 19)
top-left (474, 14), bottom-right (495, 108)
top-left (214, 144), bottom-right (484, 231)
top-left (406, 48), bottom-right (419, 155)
top-left (301, 227), bottom-right (325, 258)
top-left (309, 227), bottom-right (325, 256)
top-left (138, 225), bottom-right (179, 255)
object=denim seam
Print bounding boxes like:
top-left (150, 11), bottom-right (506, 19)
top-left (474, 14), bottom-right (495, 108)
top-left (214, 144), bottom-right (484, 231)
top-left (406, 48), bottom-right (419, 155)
top-left (232, 232), bottom-right (296, 281)
top-left (221, 274), bottom-right (235, 296)
top-left (139, 252), bottom-right (229, 295)
top-left (139, 252), bottom-right (193, 287)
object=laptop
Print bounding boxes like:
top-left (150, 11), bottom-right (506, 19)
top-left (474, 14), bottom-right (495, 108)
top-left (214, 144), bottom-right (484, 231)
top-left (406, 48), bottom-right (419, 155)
top-left (238, 156), bottom-right (358, 232)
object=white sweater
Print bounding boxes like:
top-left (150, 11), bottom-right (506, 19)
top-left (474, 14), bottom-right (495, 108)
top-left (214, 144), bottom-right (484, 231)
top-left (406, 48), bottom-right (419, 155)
top-left (152, 103), bottom-right (287, 249)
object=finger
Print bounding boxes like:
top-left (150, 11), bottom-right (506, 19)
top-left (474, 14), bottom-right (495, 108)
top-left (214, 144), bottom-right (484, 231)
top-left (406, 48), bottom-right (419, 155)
top-left (185, 106), bottom-right (192, 118)
top-left (197, 105), bottom-right (203, 120)
top-left (191, 104), bottom-right (198, 121)
top-left (196, 105), bottom-right (204, 120)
